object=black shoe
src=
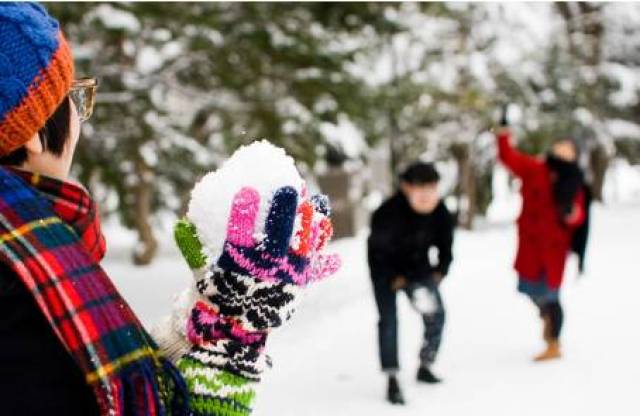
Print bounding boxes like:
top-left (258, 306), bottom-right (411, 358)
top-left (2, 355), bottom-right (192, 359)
top-left (386, 376), bottom-right (405, 405)
top-left (417, 366), bottom-right (442, 384)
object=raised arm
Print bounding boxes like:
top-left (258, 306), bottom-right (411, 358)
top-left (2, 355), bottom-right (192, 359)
top-left (496, 128), bottom-right (540, 178)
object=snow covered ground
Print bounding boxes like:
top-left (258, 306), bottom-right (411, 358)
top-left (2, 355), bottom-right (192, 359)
top-left (105, 201), bottom-right (639, 416)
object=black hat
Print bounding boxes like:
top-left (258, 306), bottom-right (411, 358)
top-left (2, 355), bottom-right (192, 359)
top-left (399, 162), bottom-right (440, 184)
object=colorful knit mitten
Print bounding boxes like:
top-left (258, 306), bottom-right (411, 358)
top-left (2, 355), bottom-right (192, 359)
top-left (157, 141), bottom-right (340, 416)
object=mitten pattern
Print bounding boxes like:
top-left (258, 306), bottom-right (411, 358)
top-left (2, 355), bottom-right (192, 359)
top-left (158, 142), bottom-right (341, 416)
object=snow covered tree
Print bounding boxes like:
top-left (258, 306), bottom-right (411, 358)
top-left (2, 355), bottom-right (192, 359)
top-left (353, 3), bottom-right (498, 228)
top-left (489, 2), bottom-right (640, 202)
top-left (49, 2), bottom-right (399, 263)
top-left (600, 4), bottom-right (640, 165)
top-left (47, 2), bottom-right (640, 257)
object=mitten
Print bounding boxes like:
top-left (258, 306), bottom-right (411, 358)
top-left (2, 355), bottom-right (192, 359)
top-left (500, 104), bottom-right (510, 127)
top-left (156, 141), bottom-right (340, 416)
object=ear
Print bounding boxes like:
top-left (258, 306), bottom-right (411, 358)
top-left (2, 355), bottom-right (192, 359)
top-left (23, 133), bottom-right (43, 155)
top-left (399, 182), bottom-right (411, 196)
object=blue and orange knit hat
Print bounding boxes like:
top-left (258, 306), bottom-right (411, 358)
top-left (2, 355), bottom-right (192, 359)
top-left (0, 3), bottom-right (74, 156)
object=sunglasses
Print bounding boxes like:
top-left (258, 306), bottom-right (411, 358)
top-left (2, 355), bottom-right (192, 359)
top-left (69, 77), bottom-right (98, 122)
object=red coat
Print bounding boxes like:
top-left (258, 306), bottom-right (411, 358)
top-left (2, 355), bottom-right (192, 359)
top-left (497, 131), bottom-right (585, 290)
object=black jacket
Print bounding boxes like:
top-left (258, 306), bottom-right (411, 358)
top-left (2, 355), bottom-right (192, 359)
top-left (367, 193), bottom-right (455, 285)
top-left (571, 184), bottom-right (592, 274)
top-left (0, 261), bottom-right (99, 415)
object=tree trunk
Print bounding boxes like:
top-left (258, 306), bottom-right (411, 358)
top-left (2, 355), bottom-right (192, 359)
top-left (451, 142), bottom-right (476, 229)
top-left (132, 160), bottom-right (158, 265)
top-left (388, 34), bottom-right (402, 191)
top-left (589, 143), bottom-right (609, 202)
top-left (317, 168), bottom-right (358, 239)
top-left (388, 112), bottom-right (401, 190)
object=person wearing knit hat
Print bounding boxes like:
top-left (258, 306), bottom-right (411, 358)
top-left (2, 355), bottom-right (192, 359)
top-left (0, 2), bottom-right (74, 155)
top-left (0, 3), bottom-right (188, 415)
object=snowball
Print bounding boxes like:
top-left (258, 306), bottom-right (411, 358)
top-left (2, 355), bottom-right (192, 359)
top-left (187, 140), bottom-right (304, 263)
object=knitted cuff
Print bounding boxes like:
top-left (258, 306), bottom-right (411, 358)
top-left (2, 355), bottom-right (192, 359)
top-left (177, 356), bottom-right (257, 416)
top-left (187, 300), bottom-right (269, 380)
top-left (179, 300), bottom-right (268, 416)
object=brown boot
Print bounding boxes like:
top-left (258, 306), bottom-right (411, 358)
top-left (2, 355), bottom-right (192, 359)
top-left (533, 340), bottom-right (561, 362)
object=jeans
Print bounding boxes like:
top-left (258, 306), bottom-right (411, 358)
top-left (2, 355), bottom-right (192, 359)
top-left (518, 274), bottom-right (563, 340)
top-left (372, 276), bottom-right (445, 371)
top-left (538, 301), bottom-right (564, 340)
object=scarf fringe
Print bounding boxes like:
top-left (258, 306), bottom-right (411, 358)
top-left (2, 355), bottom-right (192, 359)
top-left (95, 356), bottom-right (189, 416)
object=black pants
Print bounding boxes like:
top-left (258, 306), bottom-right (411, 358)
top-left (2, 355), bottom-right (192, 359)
top-left (538, 301), bottom-right (564, 340)
top-left (372, 277), bottom-right (445, 371)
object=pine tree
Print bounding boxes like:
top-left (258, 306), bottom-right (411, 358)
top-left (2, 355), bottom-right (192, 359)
top-left (48, 2), bottom-right (399, 263)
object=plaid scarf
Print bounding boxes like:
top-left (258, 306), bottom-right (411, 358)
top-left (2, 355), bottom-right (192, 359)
top-left (9, 168), bottom-right (107, 262)
top-left (0, 167), bottom-right (188, 416)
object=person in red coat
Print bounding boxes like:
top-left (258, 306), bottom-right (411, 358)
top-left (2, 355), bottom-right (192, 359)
top-left (496, 126), bottom-right (586, 361)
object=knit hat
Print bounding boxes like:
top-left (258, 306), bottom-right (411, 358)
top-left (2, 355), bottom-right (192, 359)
top-left (0, 3), bottom-right (74, 156)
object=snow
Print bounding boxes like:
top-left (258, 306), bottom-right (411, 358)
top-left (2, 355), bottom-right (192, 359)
top-left (136, 41), bottom-right (183, 75)
top-left (320, 115), bottom-right (368, 159)
top-left (603, 159), bottom-right (640, 204)
top-left (603, 63), bottom-right (640, 108)
top-left (490, 3), bottom-right (556, 66)
top-left (187, 141), bottom-right (304, 263)
top-left (104, 198), bottom-right (640, 415)
top-left (606, 119), bottom-right (640, 140)
top-left (574, 107), bottom-right (594, 126)
top-left (257, 203), bottom-right (640, 415)
top-left (486, 165), bottom-right (521, 223)
top-left (137, 47), bottom-right (163, 74)
top-left (90, 4), bottom-right (141, 33)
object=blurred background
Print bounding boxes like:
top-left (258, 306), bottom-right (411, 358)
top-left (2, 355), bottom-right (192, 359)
top-left (49, 3), bottom-right (639, 415)
top-left (50, 2), bottom-right (640, 263)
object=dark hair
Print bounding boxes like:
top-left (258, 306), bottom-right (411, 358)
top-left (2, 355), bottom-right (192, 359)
top-left (0, 96), bottom-right (71, 166)
top-left (400, 162), bottom-right (440, 185)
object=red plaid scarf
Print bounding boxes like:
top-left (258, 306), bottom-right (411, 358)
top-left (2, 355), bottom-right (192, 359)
top-left (9, 168), bottom-right (107, 262)
top-left (0, 167), bottom-right (188, 416)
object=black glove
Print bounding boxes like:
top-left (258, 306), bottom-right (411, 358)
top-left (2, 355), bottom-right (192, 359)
top-left (500, 104), bottom-right (509, 127)
top-left (500, 104), bottom-right (510, 127)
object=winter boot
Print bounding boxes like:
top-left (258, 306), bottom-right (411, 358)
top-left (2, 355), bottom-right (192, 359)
top-left (386, 375), bottom-right (405, 405)
top-left (534, 340), bottom-right (562, 362)
top-left (417, 366), bottom-right (442, 384)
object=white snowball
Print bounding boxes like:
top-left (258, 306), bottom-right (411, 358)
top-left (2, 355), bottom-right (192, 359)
top-left (187, 140), bottom-right (304, 263)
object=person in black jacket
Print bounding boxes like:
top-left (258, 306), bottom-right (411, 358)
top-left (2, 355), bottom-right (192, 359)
top-left (368, 162), bottom-right (454, 405)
